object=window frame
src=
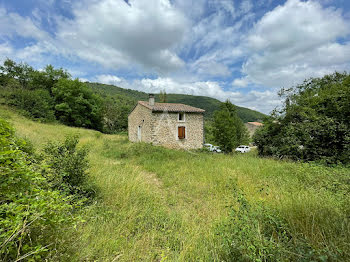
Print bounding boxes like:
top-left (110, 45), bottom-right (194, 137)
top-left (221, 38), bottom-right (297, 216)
top-left (178, 112), bottom-right (185, 122)
top-left (177, 125), bottom-right (186, 140)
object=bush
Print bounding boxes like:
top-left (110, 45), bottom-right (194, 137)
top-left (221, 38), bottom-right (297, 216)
top-left (0, 118), bottom-right (76, 261)
top-left (254, 72), bottom-right (350, 165)
top-left (42, 135), bottom-right (96, 199)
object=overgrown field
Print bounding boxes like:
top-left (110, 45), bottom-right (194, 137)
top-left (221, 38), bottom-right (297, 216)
top-left (1, 106), bottom-right (349, 261)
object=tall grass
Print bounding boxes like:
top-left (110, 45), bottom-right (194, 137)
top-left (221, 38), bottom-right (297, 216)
top-left (1, 105), bottom-right (349, 261)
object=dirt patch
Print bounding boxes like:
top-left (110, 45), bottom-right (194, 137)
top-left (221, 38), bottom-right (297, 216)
top-left (139, 170), bottom-right (163, 188)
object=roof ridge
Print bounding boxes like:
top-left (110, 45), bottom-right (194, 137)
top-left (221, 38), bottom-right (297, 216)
top-left (138, 100), bottom-right (205, 113)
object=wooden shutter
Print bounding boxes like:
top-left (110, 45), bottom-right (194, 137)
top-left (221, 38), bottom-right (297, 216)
top-left (178, 126), bottom-right (185, 139)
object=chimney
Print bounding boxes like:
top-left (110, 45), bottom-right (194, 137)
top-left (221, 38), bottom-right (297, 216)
top-left (149, 93), bottom-right (155, 106)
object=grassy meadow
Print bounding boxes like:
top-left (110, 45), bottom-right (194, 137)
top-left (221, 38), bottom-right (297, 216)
top-left (1, 106), bottom-right (349, 261)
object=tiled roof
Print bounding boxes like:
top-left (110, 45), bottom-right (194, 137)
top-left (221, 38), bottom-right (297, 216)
top-left (246, 122), bottom-right (263, 126)
top-left (138, 101), bottom-right (205, 113)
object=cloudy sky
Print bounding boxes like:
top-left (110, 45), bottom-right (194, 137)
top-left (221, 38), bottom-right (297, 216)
top-left (1, 0), bottom-right (350, 113)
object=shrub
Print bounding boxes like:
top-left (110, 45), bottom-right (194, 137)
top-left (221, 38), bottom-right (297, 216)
top-left (0, 118), bottom-right (75, 261)
top-left (42, 135), bottom-right (96, 199)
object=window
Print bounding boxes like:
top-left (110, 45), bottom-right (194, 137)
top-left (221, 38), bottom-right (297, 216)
top-left (178, 112), bottom-right (185, 122)
top-left (178, 126), bottom-right (186, 139)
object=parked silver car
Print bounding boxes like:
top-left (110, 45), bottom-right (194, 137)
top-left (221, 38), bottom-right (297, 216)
top-left (204, 143), bottom-right (222, 153)
top-left (235, 145), bottom-right (250, 153)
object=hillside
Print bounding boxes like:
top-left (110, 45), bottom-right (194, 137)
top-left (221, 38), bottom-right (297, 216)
top-left (87, 82), bottom-right (266, 122)
top-left (1, 106), bottom-right (349, 261)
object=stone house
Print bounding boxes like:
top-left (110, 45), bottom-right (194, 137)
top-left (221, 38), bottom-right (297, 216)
top-left (128, 94), bottom-right (205, 149)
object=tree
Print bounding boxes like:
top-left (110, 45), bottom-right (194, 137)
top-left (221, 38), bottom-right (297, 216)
top-left (254, 72), bottom-right (350, 164)
top-left (52, 79), bottom-right (103, 130)
top-left (0, 59), bottom-right (70, 91)
top-left (101, 96), bottom-right (130, 133)
top-left (221, 100), bottom-right (250, 144)
top-left (213, 100), bottom-right (250, 152)
top-left (0, 58), bottom-right (34, 88)
top-left (28, 64), bottom-right (71, 91)
top-left (213, 109), bottom-right (237, 152)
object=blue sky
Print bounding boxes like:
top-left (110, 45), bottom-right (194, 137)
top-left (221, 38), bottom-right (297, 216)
top-left (1, 0), bottom-right (350, 113)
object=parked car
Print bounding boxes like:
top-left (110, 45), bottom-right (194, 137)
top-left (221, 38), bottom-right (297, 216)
top-left (204, 144), bottom-right (222, 153)
top-left (213, 146), bottom-right (222, 153)
top-left (235, 145), bottom-right (250, 153)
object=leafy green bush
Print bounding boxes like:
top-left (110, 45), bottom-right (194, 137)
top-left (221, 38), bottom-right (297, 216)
top-left (43, 135), bottom-right (96, 199)
top-left (0, 118), bottom-right (75, 261)
top-left (254, 72), bottom-right (350, 165)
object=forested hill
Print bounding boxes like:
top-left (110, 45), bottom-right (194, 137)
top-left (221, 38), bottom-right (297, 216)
top-left (87, 82), bottom-right (266, 122)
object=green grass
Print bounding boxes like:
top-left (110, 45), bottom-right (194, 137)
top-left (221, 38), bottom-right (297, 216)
top-left (1, 106), bottom-right (349, 261)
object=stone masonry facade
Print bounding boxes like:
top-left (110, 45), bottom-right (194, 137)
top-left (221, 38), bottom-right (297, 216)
top-left (128, 101), bottom-right (204, 150)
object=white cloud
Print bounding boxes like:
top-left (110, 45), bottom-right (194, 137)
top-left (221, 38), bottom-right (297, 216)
top-left (94, 74), bottom-right (122, 85)
top-left (232, 77), bottom-right (250, 87)
top-left (176, 0), bottom-right (256, 79)
top-left (242, 0), bottom-right (350, 87)
top-left (0, 42), bottom-right (14, 64)
top-left (173, 0), bottom-right (207, 21)
top-left (0, 8), bottom-right (59, 64)
top-left (240, 0), bottom-right (253, 15)
top-left (0, 8), bottom-right (48, 41)
top-left (215, 0), bottom-right (236, 17)
top-left (0, 42), bottom-right (13, 56)
top-left (191, 60), bottom-right (231, 77)
top-left (55, 0), bottom-right (187, 73)
top-left (0, 0), bottom-right (187, 73)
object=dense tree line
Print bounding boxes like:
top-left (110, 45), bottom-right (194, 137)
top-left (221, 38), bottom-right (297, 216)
top-left (254, 72), bottom-right (350, 165)
top-left (0, 59), bottom-right (129, 133)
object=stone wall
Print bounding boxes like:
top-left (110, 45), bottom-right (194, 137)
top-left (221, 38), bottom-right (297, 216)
top-left (128, 104), bottom-right (204, 149)
top-left (150, 111), bottom-right (204, 149)
top-left (128, 104), bottom-right (154, 143)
